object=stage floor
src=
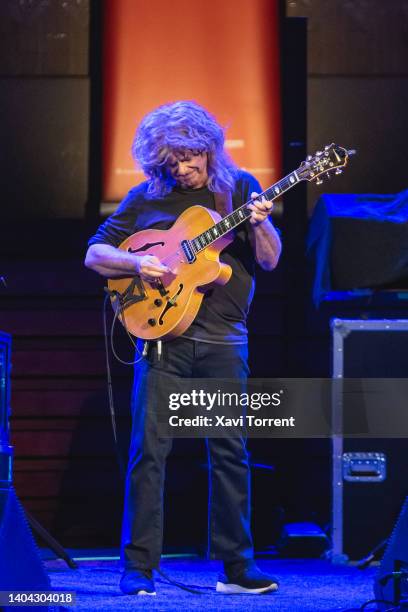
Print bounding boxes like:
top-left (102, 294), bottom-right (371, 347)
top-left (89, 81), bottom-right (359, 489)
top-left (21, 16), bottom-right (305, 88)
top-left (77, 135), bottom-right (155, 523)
top-left (44, 553), bottom-right (377, 611)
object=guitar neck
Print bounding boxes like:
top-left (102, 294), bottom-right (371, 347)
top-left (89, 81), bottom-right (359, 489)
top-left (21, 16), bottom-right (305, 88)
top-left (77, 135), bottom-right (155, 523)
top-left (190, 170), bottom-right (301, 253)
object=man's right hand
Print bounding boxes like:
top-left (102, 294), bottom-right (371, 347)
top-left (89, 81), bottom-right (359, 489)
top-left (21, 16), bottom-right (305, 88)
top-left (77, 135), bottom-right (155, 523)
top-left (135, 255), bottom-right (170, 281)
top-left (84, 244), bottom-right (171, 280)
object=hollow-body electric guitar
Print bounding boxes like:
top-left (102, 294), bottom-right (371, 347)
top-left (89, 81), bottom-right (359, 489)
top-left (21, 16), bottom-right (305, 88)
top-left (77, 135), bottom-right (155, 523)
top-left (108, 144), bottom-right (354, 341)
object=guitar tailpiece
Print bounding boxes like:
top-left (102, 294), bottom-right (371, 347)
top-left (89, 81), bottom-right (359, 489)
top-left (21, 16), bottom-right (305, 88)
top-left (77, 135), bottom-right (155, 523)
top-left (157, 340), bottom-right (162, 361)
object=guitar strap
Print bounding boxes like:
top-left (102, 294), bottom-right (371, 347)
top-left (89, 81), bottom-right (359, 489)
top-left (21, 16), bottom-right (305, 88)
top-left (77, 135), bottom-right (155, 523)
top-left (214, 191), bottom-right (233, 217)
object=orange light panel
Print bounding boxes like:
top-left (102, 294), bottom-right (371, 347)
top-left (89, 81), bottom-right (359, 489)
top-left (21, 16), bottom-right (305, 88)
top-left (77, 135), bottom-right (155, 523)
top-left (102, 0), bottom-right (282, 202)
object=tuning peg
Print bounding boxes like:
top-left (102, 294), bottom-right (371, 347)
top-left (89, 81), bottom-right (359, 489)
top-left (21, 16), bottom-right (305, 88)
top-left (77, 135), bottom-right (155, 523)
top-left (306, 155), bottom-right (312, 161)
top-left (316, 178), bottom-right (323, 185)
top-left (324, 145), bottom-right (330, 150)
top-left (335, 168), bottom-right (343, 175)
top-left (316, 150), bottom-right (322, 156)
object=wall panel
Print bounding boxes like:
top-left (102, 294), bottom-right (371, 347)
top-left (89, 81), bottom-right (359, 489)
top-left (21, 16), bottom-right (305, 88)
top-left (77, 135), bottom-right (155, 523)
top-left (0, 0), bottom-right (90, 76)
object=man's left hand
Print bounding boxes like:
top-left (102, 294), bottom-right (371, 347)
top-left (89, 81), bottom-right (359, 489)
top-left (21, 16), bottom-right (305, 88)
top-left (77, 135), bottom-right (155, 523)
top-left (248, 192), bottom-right (273, 226)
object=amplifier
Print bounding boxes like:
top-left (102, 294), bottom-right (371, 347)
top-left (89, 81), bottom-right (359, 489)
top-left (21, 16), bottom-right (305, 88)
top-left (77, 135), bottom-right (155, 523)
top-left (330, 319), bottom-right (408, 562)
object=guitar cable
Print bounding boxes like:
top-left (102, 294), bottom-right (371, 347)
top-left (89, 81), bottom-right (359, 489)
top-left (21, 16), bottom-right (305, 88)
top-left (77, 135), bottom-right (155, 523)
top-left (103, 288), bottom-right (145, 367)
top-left (155, 567), bottom-right (213, 595)
top-left (102, 291), bottom-right (145, 477)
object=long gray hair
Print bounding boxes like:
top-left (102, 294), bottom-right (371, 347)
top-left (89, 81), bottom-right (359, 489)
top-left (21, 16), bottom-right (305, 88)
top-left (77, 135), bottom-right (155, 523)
top-left (132, 101), bottom-right (238, 197)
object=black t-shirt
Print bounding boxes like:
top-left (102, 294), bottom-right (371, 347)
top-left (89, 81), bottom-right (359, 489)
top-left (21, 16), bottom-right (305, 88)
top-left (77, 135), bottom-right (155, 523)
top-left (88, 170), bottom-right (262, 344)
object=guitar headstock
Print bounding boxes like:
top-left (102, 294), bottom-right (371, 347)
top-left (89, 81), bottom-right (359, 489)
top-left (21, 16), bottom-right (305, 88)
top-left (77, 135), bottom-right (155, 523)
top-left (297, 144), bottom-right (355, 185)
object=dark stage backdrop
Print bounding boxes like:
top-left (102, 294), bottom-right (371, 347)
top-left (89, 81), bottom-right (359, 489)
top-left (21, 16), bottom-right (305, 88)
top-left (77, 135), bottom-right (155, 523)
top-left (287, 0), bottom-right (408, 211)
top-left (0, 0), bottom-right (91, 220)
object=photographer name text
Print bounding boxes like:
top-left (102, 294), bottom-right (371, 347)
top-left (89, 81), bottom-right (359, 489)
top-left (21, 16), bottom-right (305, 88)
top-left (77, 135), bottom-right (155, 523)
top-left (168, 415), bottom-right (295, 428)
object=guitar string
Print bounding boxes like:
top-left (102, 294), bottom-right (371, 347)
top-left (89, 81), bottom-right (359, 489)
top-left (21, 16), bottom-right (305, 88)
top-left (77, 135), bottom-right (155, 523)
top-left (156, 194), bottom-right (276, 270)
top-left (138, 148), bottom-right (347, 273)
top-left (145, 190), bottom-right (279, 272)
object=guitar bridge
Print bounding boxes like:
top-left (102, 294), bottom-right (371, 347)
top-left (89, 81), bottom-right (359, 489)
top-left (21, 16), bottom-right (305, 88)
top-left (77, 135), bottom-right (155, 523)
top-left (155, 279), bottom-right (170, 297)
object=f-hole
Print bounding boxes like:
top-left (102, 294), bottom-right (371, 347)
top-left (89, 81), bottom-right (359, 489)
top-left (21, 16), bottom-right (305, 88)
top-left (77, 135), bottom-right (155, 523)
top-left (158, 284), bottom-right (184, 325)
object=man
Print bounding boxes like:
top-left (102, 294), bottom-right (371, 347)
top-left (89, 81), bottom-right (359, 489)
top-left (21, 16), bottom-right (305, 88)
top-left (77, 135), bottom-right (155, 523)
top-left (85, 101), bottom-right (281, 596)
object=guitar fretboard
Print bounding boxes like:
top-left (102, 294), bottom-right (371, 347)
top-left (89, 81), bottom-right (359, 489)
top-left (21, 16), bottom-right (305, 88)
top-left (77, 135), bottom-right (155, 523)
top-left (190, 171), bottom-right (300, 253)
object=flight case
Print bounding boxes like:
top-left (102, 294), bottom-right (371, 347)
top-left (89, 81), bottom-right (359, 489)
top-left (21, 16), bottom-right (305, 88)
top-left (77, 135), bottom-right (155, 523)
top-left (330, 319), bottom-right (408, 561)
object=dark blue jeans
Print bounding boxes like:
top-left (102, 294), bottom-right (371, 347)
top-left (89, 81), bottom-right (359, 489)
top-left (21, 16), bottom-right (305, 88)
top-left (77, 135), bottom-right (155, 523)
top-left (121, 337), bottom-right (254, 570)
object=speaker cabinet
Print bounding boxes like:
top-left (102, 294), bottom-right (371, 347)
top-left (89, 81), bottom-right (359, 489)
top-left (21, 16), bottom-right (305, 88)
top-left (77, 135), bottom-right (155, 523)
top-left (375, 496), bottom-right (408, 610)
top-left (0, 487), bottom-right (50, 597)
top-left (0, 334), bottom-right (50, 605)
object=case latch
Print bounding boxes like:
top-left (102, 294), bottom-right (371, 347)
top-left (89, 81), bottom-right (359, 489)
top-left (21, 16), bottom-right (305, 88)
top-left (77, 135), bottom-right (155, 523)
top-left (342, 452), bottom-right (386, 482)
